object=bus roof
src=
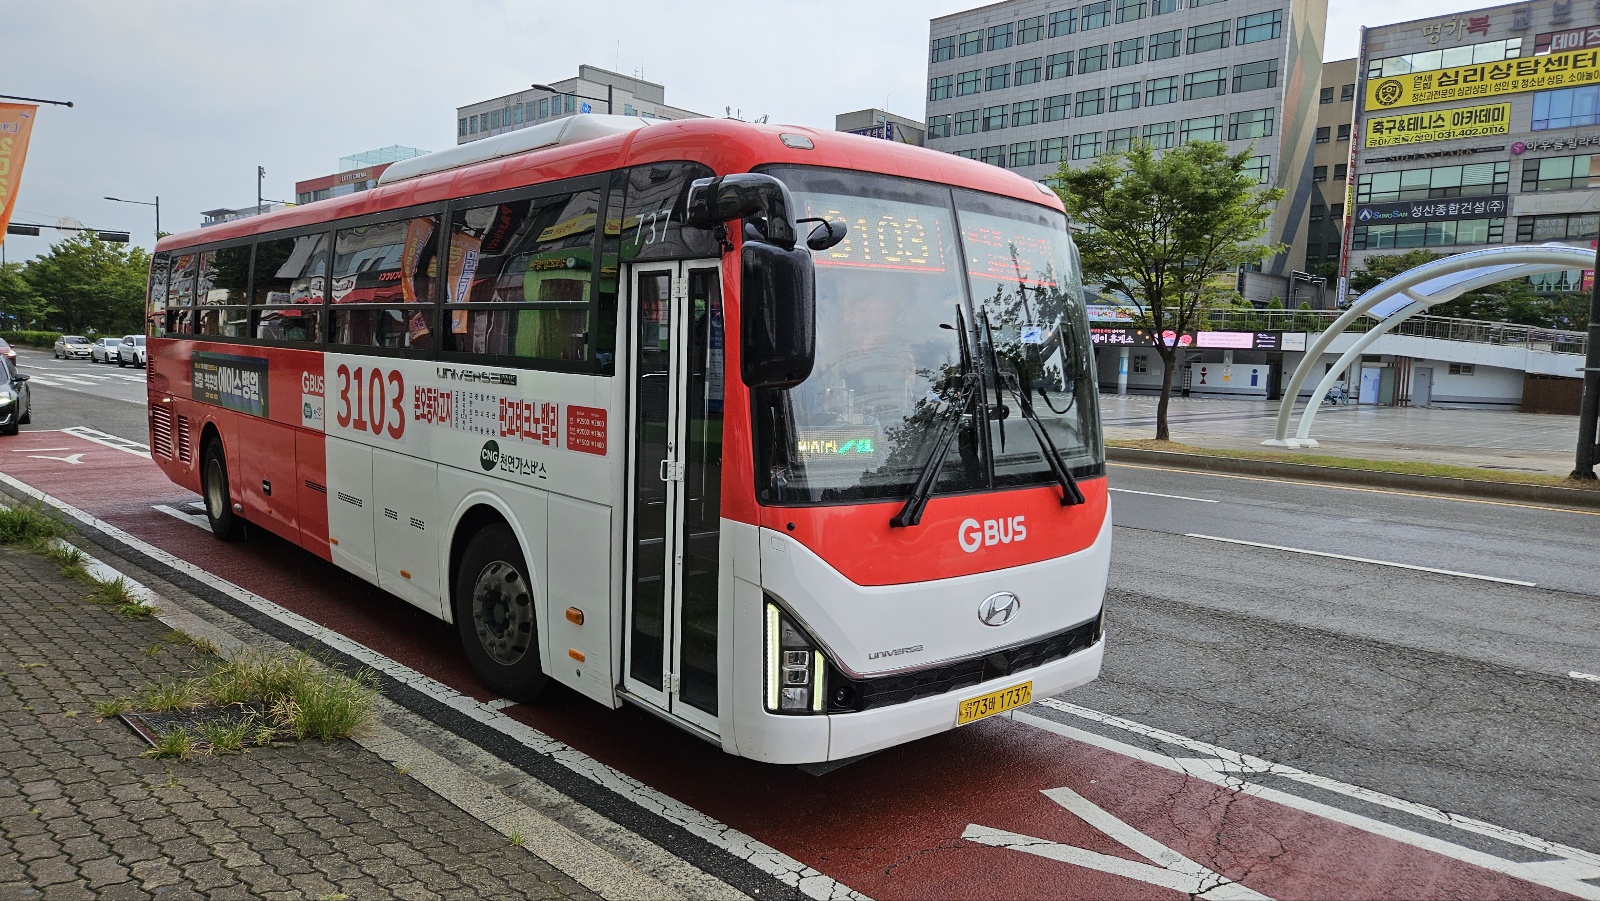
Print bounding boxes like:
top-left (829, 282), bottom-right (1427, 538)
top-left (158, 118), bottom-right (1064, 252)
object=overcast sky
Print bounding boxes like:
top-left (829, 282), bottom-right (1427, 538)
top-left (4, 0), bottom-right (1472, 263)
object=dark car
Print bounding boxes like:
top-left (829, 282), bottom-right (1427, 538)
top-left (0, 354), bottom-right (31, 436)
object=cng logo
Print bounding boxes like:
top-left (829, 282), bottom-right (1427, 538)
top-left (958, 516), bottom-right (1028, 553)
top-left (480, 440), bottom-right (500, 471)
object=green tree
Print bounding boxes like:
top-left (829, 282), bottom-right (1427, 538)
top-left (0, 261), bottom-right (52, 328)
top-left (21, 232), bottom-right (150, 334)
top-left (1054, 141), bottom-right (1285, 440)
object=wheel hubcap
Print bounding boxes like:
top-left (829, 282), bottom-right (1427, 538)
top-left (471, 560), bottom-right (533, 666)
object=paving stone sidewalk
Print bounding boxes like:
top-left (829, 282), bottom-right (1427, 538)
top-left (0, 545), bottom-right (600, 901)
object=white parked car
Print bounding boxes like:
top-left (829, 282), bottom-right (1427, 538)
top-left (117, 335), bottom-right (147, 368)
top-left (54, 335), bottom-right (92, 359)
top-left (90, 337), bottom-right (123, 363)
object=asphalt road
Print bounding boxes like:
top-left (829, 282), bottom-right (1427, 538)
top-left (6, 352), bottom-right (1597, 885)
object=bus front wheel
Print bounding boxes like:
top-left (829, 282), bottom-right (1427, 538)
top-left (454, 523), bottom-right (549, 702)
top-left (201, 441), bottom-right (243, 541)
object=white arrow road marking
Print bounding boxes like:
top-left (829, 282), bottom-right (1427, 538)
top-left (964, 786), bottom-right (1272, 900)
top-left (62, 426), bottom-right (149, 456)
top-left (154, 504), bottom-right (211, 531)
top-left (26, 453), bottom-right (86, 465)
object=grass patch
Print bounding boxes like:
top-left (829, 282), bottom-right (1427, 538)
top-left (196, 715), bottom-right (258, 754)
top-left (88, 577), bottom-right (157, 618)
top-left (33, 540), bottom-right (93, 582)
top-left (1107, 439), bottom-right (1600, 490)
top-left (164, 630), bottom-right (219, 656)
top-left (0, 503), bottom-right (70, 546)
top-left (138, 679), bottom-right (206, 712)
top-left (508, 829), bottom-right (525, 847)
top-left (142, 727), bottom-right (196, 760)
top-left (96, 697), bottom-right (132, 718)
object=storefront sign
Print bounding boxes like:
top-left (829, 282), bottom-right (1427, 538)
top-left (1365, 46), bottom-right (1600, 110)
top-left (1512, 133), bottom-right (1600, 152)
top-left (1093, 328), bottom-right (1295, 350)
top-left (1419, 15), bottom-right (1491, 44)
top-left (1365, 102), bottom-right (1511, 147)
top-left (1355, 195), bottom-right (1509, 223)
top-left (1536, 25), bottom-right (1600, 53)
top-left (1364, 145), bottom-right (1506, 164)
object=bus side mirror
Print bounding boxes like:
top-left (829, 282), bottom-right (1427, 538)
top-left (741, 241), bottom-right (815, 389)
top-left (685, 174), bottom-right (797, 249)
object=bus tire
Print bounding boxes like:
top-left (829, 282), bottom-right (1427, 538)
top-left (454, 523), bottom-right (548, 701)
top-left (201, 440), bottom-right (244, 541)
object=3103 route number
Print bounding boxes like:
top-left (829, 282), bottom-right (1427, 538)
top-left (335, 365), bottom-right (405, 439)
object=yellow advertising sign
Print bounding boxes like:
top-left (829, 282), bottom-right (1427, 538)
top-left (1366, 47), bottom-right (1600, 110)
top-left (0, 104), bottom-right (39, 243)
top-left (1365, 102), bottom-right (1512, 147)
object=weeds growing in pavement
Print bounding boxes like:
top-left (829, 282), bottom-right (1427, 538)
top-left (90, 577), bottom-right (157, 618)
top-left (139, 679), bottom-right (205, 712)
top-left (142, 727), bottom-right (196, 760)
top-left (164, 630), bottom-right (219, 656)
top-left (0, 502), bottom-right (68, 546)
top-left (95, 697), bottom-right (132, 718)
top-left (509, 829), bottom-right (525, 847)
top-left (196, 715), bottom-right (257, 754)
top-left (34, 540), bottom-right (92, 582)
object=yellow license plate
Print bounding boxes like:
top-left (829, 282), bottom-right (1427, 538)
top-left (956, 681), bottom-right (1033, 726)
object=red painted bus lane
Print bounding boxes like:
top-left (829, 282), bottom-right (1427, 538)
top-left (1, 439), bottom-right (1590, 901)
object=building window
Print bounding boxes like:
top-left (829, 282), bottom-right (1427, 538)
top-left (928, 114), bottom-right (953, 139)
top-left (1183, 67), bottom-right (1227, 100)
top-left (988, 24), bottom-right (1013, 51)
top-left (986, 64), bottom-right (1011, 90)
top-left (1073, 132), bottom-right (1103, 160)
top-left (1313, 165), bottom-right (1327, 182)
top-left (957, 69), bottom-right (982, 96)
top-left (983, 105), bottom-right (1009, 131)
top-left (1310, 205), bottom-right (1326, 222)
top-left (1010, 141), bottom-right (1038, 167)
top-left (1244, 155), bottom-right (1271, 184)
top-left (953, 149), bottom-right (979, 160)
top-left (1319, 86), bottom-right (1334, 104)
top-left (1082, 1), bottom-right (1112, 30)
top-left (1041, 137), bottom-right (1068, 163)
top-left (1109, 82), bottom-right (1141, 112)
top-left (1012, 99), bottom-right (1040, 127)
top-left (1337, 124), bottom-right (1350, 141)
top-left (458, 118), bottom-right (467, 136)
top-left (1229, 108), bottom-right (1273, 140)
top-left (1079, 44), bottom-right (1108, 73)
top-left (1049, 9), bottom-right (1077, 37)
top-left (1235, 10), bottom-right (1282, 45)
top-left (540, 98), bottom-right (550, 118)
top-left (1449, 363), bottom-right (1476, 376)
top-left (1107, 126), bottom-right (1138, 152)
top-left (1334, 163), bottom-right (1347, 180)
top-left (1331, 204), bottom-right (1343, 219)
top-left (1114, 37), bottom-right (1144, 67)
top-left (931, 36), bottom-right (956, 62)
top-left (1189, 0), bottom-right (1227, 6)
top-left (1075, 88), bottom-right (1107, 117)
top-left (1340, 83), bottom-right (1355, 101)
top-left (1307, 245), bottom-right (1322, 262)
top-left (1515, 212), bottom-right (1600, 242)
top-left (1047, 51), bottom-right (1074, 79)
top-left (1150, 29), bottom-right (1181, 60)
top-left (490, 109), bottom-right (501, 129)
top-left (1017, 57), bottom-right (1043, 85)
top-left (1042, 94), bottom-right (1070, 122)
top-left (469, 116), bottom-right (479, 134)
top-left (1180, 114), bottom-right (1224, 142)
top-left (1116, 0), bottom-right (1147, 24)
top-left (1532, 85), bottom-right (1600, 130)
top-left (1358, 161), bottom-right (1509, 203)
top-left (1315, 126), bottom-right (1330, 143)
top-left (1186, 20), bottom-right (1230, 54)
top-left (1368, 38), bottom-right (1522, 78)
top-left (954, 109), bottom-right (981, 135)
top-left (960, 30), bottom-right (984, 56)
top-left (1143, 121), bottom-right (1176, 149)
top-left (1522, 153), bottom-right (1600, 192)
top-left (1232, 59), bottom-right (1277, 93)
top-left (980, 145), bottom-right (1007, 166)
top-left (1353, 218), bottom-right (1504, 250)
top-left (1152, 0), bottom-right (1178, 12)
top-left (929, 75), bottom-right (954, 101)
top-left (1145, 75), bottom-right (1180, 106)
top-left (1019, 15), bottom-right (1046, 43)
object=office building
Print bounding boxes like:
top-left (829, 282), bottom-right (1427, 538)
top-left (295, 146), bottom-right (427, 206)
top-left (836, 108), bottom-right (927, 145)
top-left (1350, 0), bottom-right (1600, 292)
top-left (924, 0), bottom-right (1328, 274)
top-left (1304, 58), bottom-right (1357, 279)
top-left (456, 66), bottom-right (704, 145)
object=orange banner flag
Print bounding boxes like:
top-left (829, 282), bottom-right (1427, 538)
top-left (0, 103), bottom-right (39, 244)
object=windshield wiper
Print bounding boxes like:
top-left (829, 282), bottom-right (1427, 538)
top-left (1001, 371), bottom-right (1085, 506)
top-left (892, 307), bottom-right (982, 528)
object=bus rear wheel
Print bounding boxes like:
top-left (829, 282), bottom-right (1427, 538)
top-left (201, 441), bottom-right (244, 541)
top-left (454, 523), bottom-right (548, 701)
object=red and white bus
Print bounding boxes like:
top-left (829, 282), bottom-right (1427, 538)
top-left (145, 116), bottom-right (1109, 764)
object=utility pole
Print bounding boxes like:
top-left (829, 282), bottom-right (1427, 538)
top-left (257, 166), bottom-right (266, 216)
top-left (1573, 239), bottom-right (1600, 479)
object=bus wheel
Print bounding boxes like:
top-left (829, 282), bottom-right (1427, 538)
top-left (201, 440), bottom-right (243, 541)
top-left (454, 523), bottom-right (548, 701)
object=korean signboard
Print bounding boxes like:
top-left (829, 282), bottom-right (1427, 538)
top-left (1536, 26), bottom-right (1600, 54)
top-left (1355, 195), bottom-right (1508, 223)
top-left (1365, 102), bottom-right (1511, 147)
top-left (1366, 47), bottom-right (1600, 110)
top-left (1092, 328), bottom-right (1301, 350)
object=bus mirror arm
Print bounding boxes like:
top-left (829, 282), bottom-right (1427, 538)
top-left (685, 174), bottom-right (797, 250)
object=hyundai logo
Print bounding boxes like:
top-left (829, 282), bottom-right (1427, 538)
top-left (978, 592), bottom-right (1021, 627)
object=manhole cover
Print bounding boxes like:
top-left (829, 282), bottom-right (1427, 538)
top-left (119, 705), bottom-right (264, 747)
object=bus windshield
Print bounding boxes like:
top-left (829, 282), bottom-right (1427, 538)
top-left (754, 166), bottom-right (1102, 506)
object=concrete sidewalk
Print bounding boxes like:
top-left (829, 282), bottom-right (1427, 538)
top-left (1099, 393), bottom-right (1587, 477)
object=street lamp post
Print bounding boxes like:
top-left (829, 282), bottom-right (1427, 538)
top-left (530, 82), bottom-right (613, 115)
top-left (104, 195), bottom-right (159, 242)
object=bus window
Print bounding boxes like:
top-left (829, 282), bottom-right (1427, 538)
top-left (331, 215), bottom-right (438, 349)
top-left (197, 246), bottom-right (251, 339)
top-left (252, 232), bottom-right (328, 343)
top-left (146, 253), bottom-right (170, 337)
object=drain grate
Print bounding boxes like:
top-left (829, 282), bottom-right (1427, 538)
top-left (119, 705), bottom-right (265, 747)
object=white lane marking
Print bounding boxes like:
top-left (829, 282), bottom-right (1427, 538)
top-left (0, 473), bottom-right (869, 901)
top-left (966, 788), bottom-right (1272, 900)
top-left (1184, 533), bottom-right (1537, 587)
top-left (62, 426), bottom-right (149, 456)
top-left (1109, 487), bottom-right (1218, 503)
top-left (485, 698), bottom-right (520, 711)
top-left (11, 447), bottom-right (70, 452)
top-left (26, 453), bottom-right (85, 465)
top-left (1571, 671), bottom-right (1600, 683)
top-left (1020, 699), bottom-right (1600, 900)
top-left (154, 504), bottom-right (212, 531)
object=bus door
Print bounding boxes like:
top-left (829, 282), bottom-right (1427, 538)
top-left (623, 261), bottom-right (725, 733)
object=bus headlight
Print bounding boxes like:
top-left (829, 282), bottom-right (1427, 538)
top-left (765, 600), bottom-right (825, 714)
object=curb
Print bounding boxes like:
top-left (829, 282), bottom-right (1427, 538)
top-left (1106, 446), bottom-right (1600, 510)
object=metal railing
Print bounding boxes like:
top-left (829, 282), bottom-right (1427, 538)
top-left (1206, 309), bottom-right (1588, 355)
